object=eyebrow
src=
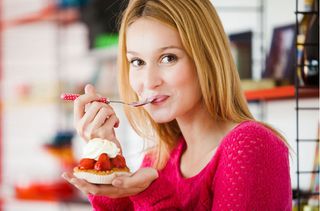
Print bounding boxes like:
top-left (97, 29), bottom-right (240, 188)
top-left (127, 45), bottom-right (184, 55)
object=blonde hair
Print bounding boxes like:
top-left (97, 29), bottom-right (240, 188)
top-left (118, 0), bottom-right (286, 169)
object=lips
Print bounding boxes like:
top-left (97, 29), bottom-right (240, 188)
top-left (150, 95), bottom-right (169, 104)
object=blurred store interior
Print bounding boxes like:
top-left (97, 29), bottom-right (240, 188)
top-left (0, 0), bottom-right (319, 210)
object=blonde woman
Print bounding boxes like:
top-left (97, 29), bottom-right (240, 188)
top-left (63, 0), bottom-right (292, 210)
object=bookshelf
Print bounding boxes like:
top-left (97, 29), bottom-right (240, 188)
top-left (294, 0), bottom-right (319, 209)
top-left (216, 0), bottom-right (266, 80)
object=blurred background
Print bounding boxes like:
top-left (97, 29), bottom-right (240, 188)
top-left (0, 0), bottom-right (318, 210)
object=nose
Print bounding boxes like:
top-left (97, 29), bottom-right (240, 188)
top-left (143, 65), bottom-right (163, 90)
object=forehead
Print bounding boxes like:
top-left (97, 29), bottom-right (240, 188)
top-left (126, 17), bottom-right (183, 52)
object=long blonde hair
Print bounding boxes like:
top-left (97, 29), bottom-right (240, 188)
top-left (118, 0), bottom-right (286, 169)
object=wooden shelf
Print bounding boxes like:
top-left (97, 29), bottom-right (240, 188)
top-left (0, 4), bottom-right (79, 29)
top-left (245, 85), bottom-right (319, 101)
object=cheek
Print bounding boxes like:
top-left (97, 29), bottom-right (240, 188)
top-left (172, 67), bottom-right (201, 99)
top-left (129, 71), bottom-right (141, 95)
top-left (169, 68), bottom-right (196, 89)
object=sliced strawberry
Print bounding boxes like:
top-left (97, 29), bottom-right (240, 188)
top-left (78, 158), bottom-right (96, 170)
top-left (111, 155), bottom-right (127, 168)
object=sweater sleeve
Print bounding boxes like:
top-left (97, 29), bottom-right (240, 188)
top-left (211, 123), bottom-right (292, 210)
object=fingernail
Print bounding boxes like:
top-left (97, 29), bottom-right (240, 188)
top-left (114, 122), bottom-right (119, 128)
top-left (61, 173), bottom-right (68, 180)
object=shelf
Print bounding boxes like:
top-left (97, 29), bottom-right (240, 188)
top-left (245, 85), bottom-right (319, 101)
top-left (296, 42), bottom-right (319, 46)
top-left (294, 191), bottom-right (320, 198)
top-left (297, 139), bottom-right (320, 142)
top-left (0, 4), bottom-right (79, 29)
top-left (295, 11), bottom-right (319, 15)
top-left (296, 170), bottom-right (319, 174)
top-left (296, 107), bottom-right (320, 110)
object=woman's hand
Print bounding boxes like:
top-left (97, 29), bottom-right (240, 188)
top-left (62, 167), bottom-right (158, 198)
top-left (74, 84), bottom-right (120, 143)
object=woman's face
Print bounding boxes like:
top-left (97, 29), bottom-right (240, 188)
top-left (126, 17), bottom-right (202, 123)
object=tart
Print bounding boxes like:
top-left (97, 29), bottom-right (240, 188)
top-left (73, 138), bottom-right (130, 184)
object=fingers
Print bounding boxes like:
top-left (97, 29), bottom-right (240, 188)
top-left (62, 168), bottom-right (158, 198)
top-left (74, 85), bottom-right (100, 123)
top-left (61, 172), bottom-right (74, 181)
top-left (62, 172), bottom-right (125, 197)
top-left (79, 102), bottom-right (110, 128)
top-left (84, 84), bottom-right (96, 95)
top-left (62, 172), bottom-right (91, 194)
top-left (73, 84), bottom-right (120, 141)
top-left (62, 172), bottom-right (111, 195)
top-left (97, 114), bottom-right (119, 140)
top-left (77, 102), bottom-right (118, 140)
top-left (112, 168), bottom-right (158, 189)
top-left (89, 106), bottom-right (119, 131)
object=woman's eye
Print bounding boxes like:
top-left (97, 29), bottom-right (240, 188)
top-left (161, 54), bottom-right (177, 64)
top-left (130, 59), bottom-right (145, 67)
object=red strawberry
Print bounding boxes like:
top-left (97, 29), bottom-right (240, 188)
top-left (94, 153), bottom-right (111, 171)
top-left (97, 153), bottom-right (109, 162)
top-left (111, 155), bottom-right (126, 168)
top-left (94, 161), bottom-right (111, 171)
top-left (78, 158), bottom-right (96, 170)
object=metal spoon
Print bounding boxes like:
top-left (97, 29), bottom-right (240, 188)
top-left (61, 93), bottom-right (154, 107)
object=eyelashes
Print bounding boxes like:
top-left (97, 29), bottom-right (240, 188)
top-left (161, 54), bottom-right (178, 64)
top-left (130, 58), bottom-right (145, 67)
top-left (129, 54), bottom-right (178, 68)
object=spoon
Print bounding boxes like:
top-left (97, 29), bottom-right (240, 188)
top-left (60, 93), bottom-right (154, 107)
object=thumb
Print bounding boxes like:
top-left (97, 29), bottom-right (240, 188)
top-left (112, 168), bottom-right (158, 188)
top-left (84, 84), bottom-right (96, 94)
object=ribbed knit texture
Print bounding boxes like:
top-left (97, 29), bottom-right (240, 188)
top-left (88, 121), bottom-right (292, 210)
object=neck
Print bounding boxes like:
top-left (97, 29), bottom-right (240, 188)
top-left (176, 102), bottom-right (236, 154)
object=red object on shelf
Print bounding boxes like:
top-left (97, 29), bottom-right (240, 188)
top-left (245, 86), bottom-right (295, 101)
top-left (0, 4), bottom-right (79, 29)
top-left (15, 180), bottom-right (76, 202)
top-left (245, 85), bottom-right (319, 101)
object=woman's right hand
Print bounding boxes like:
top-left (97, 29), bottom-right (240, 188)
top-left (74, 84), bottom-right (120, 144)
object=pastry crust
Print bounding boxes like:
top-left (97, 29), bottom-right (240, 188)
top-left (73, 167), bottom-right (131, 184)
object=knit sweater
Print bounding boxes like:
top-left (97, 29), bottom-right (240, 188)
top-left (88, 121), bottom-right (292, 210)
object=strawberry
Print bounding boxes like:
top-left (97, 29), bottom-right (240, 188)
top-left (97, 153), bottom-right (109, 162)
top-left (94, 161), bottom-right (111, 171)
top-left (94, 153), bottom-right (111, 171)
top-left (111, 155), bottom-right (126, 168)
top-left (78, 158), bottom-right (96, 170)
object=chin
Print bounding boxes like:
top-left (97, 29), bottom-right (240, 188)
top-left (149, 113), bottom-right (175, 124)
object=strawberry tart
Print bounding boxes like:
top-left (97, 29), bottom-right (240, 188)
top-left (73, 138), bottom-right (130, 184)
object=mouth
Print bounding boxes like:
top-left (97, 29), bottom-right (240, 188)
top-left (149, 95), bottom-right (169, 105)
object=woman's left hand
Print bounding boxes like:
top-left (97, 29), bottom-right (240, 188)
top-left (62, 167), bottom-right (158, 198)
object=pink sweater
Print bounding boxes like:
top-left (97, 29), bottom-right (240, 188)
top-left (89, 121), bottom-right (292, 210)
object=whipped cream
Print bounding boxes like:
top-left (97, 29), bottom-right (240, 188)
top-left (83, 138), bottom-right (120, 160)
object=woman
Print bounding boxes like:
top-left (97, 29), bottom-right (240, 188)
top-left (63, 0), bottom-right (292, 210)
